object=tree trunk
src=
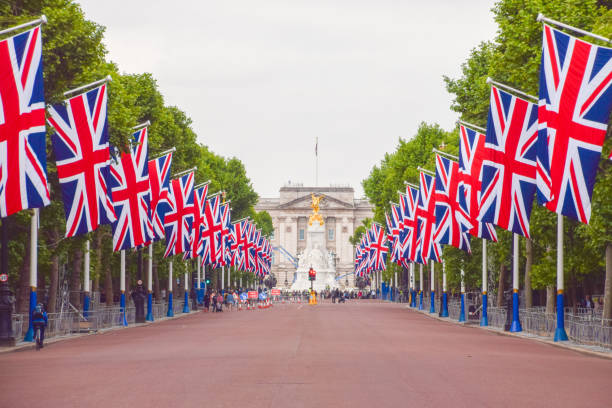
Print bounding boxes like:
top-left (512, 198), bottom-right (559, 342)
top-left (497, 264), bottom-right (506, 307)
top-left (70, 247), bottom-right (83, 309)
top-left (524, 238), bottom-right (533, 309)
top-left (153, 261), bottom-right (161, 301)
top-left (602, 243), bottom-right (612, 324)
top-left (104, 261), bottom-right (113, 307)
top-left (47, 253), bottom-right (59, 313)
top-left (546, 285), bottom-right (555, 314)
top-left (15, 237), bottom-right (31, 314)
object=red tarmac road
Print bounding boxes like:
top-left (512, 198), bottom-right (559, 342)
top-left (1, 301), bottom-right (612, 408)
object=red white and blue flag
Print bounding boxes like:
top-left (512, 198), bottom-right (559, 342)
top-left (48, 84), bottom-right (116, 237)
top-left (181, 183), bottom-right (208, 260)
top-left (199, 193), bottom-right (222, 265)
top-left (148, 152), bottom-right (173, 241)
top-left (109, 128), bottom-right (154, 251)
top-left (401, 186), bottom-right (422, 264)
top-left (0, 25), bottom-right (50, 217)
top-left (219, 203), bottom-right (231, 265)
top-left (369, 223), bottom-right (388, 271)
top-left (480, 86), bottom-right (538, 237)
top-left (458, 124), bottom-right (498, 242)
top-left (229, 219), bottom-right (247, 268)
top-left (536, 24), bottom-right (612, 224)
top-left (417, 172), bottom-right (442, 263)
top-left (434, 154), bottom-right (472, 252)
top-left (163, 172), bottom-right (194, 257)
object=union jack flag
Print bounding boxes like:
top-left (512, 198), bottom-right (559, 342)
top-left (180, 183), bottom-right (208, 260)
top-left (199, 193), bottom-right (222, 265)
top-left (109, 128), bottom-right (154, 251)
top-left (369, 223), bottom-right (388, 271)
top-left (400, 186), bottom-right (422, 264)
top-left (48, 84), bottom-right (116, 237)
top-left (536, 24), bottom-right (612, 224)
top-left (148, 152), bottom-right (173, 241)
top-left (458, 125), bottom-right (498, 242)
top-left (386, 204), bottom-right (403, 264)
top-left (229, 219), bottom-right (247, 268)
top-left (163, 172), bottom-right (194, 257)
top-left (417, 172), bottom-right (442, 263)
top-left (434, 154), bottom-right (472, 252)
top-left (0, 25), bottom-right (49, 217)
top-left (218, 203), bottom-right (231, 266)
top-left (480, 86), bottom-right (538, 237)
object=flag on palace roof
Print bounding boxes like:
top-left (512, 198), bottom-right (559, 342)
top-left (0, 25), bottom-right (50, 218)
top-left (480, 86), bottom-right (538, 237)
top-left (109, 127), bottom-right (154, 251)
top-left (434, 154), bottom-right (472, 252)
top-left (163, 172), bottom-right (194, 257)
top-left (148, 152), bottom-right (173, 241)
top-left (536, 24), bottom-right (612, 224)
top-left (48, 84), bottom-right (116, 237)
top-left (458, 124), bottom-right (498, 242)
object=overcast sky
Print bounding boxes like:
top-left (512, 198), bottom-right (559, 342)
top-left (78, 0), bottom-right (498, 198)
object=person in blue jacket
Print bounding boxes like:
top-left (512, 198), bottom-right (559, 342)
top-left (32, 303), bottom-right (48, 347)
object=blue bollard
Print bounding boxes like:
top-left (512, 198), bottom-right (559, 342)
top-left (440, 292), bottom-right (448, 317)
top-left (83, 293), bottom-right (90, 320)
top-left (554, 291), bottom-right (568, 341)
top-left (510, 290), bottom-right (522, 332)
top-left (120, 291), bottom-right (128, 326)
top-left (146, 292), bottom-right (154, 321)
top-left (418, 291), bottom-right (423, 310)
top-left (182, 290), bottom-right (190, 313)
top-left (24, 288), bottom-right (37, 342)
top-left (429, 290), bottom-right (435, 313)
top-left (480, 293), bottom-right (488, 326)
top-left (458, 293), bottom-right (466, 322)
top-left (167, 292), bottom-right (174, 317)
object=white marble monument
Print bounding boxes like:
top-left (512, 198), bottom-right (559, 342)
top-left (290, 194), bottom-right (338, 291)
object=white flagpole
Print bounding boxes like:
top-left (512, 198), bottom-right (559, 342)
top-left (146, 244), bottom-right (154, 321)
top-left (0, 15), bottom-right (46, 36)
top-left (419, 263), bottom-right (424, 310)
top-left (481, 240), bottom-right (488, 326)
top-left (555, 213), bottom-right (568, 341)
top-left (63, 75), bottom-right (112, 97)
top-left (24, 209), bottom-right (39, 341)
top-left (120, 250), bottom-right (127, 326)
top-left (537, 13), bottom-right (611, 43)
top-left (459, 269), bottom-right (466, 322)
top-left (221, 265), bottom-right (225, 291)
top-left (441, 260), bottom-right (448, 317)
top-left (430, 260), bottom-right (435, 313)
top-left (167, 261), bottom-right (174, 317)
top-left (83, 240), bottom-right (90, 318)
top-left (315, 136), bottom-right (319, 187)
top-left (510, 233), bottom-right (522, 331)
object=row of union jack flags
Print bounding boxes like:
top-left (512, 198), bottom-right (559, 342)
top-left (358, 21), bottom-right (611, 272)
top-left (0, 23), bottom-right (270, 275)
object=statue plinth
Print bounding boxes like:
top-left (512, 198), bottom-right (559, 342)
top-left (291, 222), bottom-right (338, 292)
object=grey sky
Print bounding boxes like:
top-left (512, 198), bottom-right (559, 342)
top-left (78, 0), bottom-right (497, 198)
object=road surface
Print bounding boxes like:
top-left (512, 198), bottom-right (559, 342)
top-left (1, 300), bottom-right (611, 407)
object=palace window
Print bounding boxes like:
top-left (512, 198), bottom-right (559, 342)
top-left (299, 229), bottom-right (305, 240)
top-left (328, 229), bottom-right (334, 240)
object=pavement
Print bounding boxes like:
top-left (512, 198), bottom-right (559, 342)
top-left (1, 300), bottom-right (611, 408)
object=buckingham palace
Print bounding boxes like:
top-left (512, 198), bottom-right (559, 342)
top-left (255, 184), bottom-right (374, 289)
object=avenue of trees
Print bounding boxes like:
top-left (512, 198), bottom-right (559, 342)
top-left (0, 0), bottom-right (273, 313)
top-left (357, 0), bottom-right (612, 318)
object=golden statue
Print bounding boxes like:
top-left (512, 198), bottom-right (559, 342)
top-left (308, 193), bottom-right (324, 226)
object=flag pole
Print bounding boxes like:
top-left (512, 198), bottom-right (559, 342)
top-left (152, 147), bottom-right (176, 159)
top-left (457, 120), bottom-right (486, 133)
top-left (182, 263), bottom-right (190, 313)
top-left (537, 13), bottom-right (611, 43)
top-left (24, 209), bottom-right (39, 342)
top-left (167, 261), bottom-right (174, 317)
top-left (0, 15), bottom-right (47, 36)
top-left (486, 77), bottom-right (538, 102)
top-left (432, 148), bottom-right (459, 161)
top-left (120, 250), bottom-right (128, 326)
top-left (459, 268), bottom-right (466, 322)
top-left (132, 120), bottom-right (151, 131)
top-left (146, 243), bottom-right (154, 322)
top-left (315, 136), bottom-right (319, 187)
top-left (417, 166), bottom-right (435, 176)
top-left (418, 263), bottom-right (424, 310)
top-left (441, 260), bottom-right (448, 317)
top-left (480, 240), bottom-right (488, 326)
top-left (83, 240), bottom-right (90, 319)
top-left (63, 75), bottom-right (112, 97)
top-left (429, 260), bottom-right (435, 314)
top-left (555, 213), bottom-right (569, 341)
top-left (173, 166), bottom-right (197, 178)
top-left (510, 233), bottom-right (522, 332)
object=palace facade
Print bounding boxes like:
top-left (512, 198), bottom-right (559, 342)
top-left (255, 184), bottom-right (374, 289)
